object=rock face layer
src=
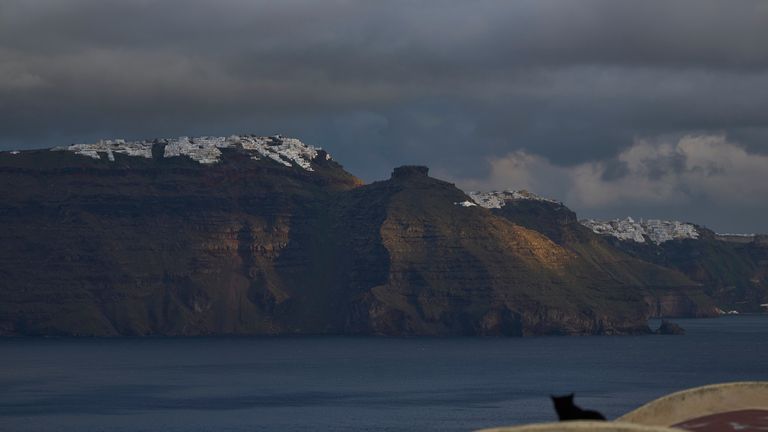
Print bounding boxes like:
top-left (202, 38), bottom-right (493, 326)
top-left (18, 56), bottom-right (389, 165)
top-left (600, 230), bottom-right (768, 313)
top-left (0, 141), bottom-right (360, 336)
top-left (578, 215), bottom-right (768, 312)
top-left (466, 193), bottom-right (717, 320)
top-left (0, 141), bottom-right (732, 336)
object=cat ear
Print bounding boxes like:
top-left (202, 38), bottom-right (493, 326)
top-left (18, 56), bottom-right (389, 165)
top-left (568, 393), bottom-right (574, 399)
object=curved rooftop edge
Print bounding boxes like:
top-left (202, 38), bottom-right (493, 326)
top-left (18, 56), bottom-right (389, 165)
top-left (475, 420), bottom-right (681, 432)
top-left (617, 381), bottom-right (768, 426)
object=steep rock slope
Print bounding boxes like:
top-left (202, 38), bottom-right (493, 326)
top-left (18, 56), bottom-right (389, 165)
top-left (600, 229), bottom-right (768, 312)
top-left (468, 192), bottom-right (716, 318)
top-left (0, 137), bottom-right (361, 335)
top-left (333, 168), bottom-right (706, 336)
top-left (0, 139), bottom-right (723, 336)
top-left (578, 216), bottom-right (768, 312)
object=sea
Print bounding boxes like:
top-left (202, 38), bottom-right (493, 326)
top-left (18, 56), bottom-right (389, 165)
top-left (1, 315), bottom-right (767, 432)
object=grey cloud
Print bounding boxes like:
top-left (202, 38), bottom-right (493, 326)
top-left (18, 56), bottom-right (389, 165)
top-left (1, 1), bottom-right (768, 230)
top-left (4, 1), bottom-right (768, 69)
top-left (457, 135), bottom-right (768, 232)
top-left (599, 159), bottom-right (630, 182)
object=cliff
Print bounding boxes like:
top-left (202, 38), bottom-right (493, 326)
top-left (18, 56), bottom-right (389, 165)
top-left (0, 137), bottom-right (360, 335)
top-left (582, 220), bottom-right (768, 312)
top-left (468, 192), bottom-right (716, 319)
top-left (0, 137), bottom-right (735, 336)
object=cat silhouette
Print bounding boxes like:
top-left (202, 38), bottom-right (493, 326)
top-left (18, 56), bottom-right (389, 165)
top-left (551, 393), bottom-right (606, 421)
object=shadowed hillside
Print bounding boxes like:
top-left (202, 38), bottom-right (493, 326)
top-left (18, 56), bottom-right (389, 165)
top-left (0, 141), bottom-right (728, 336)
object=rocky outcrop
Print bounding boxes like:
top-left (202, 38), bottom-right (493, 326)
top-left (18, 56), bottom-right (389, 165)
top-left (391, 165), bottom-right (430, 178)
top-left (331, 170), bottom-right (699, 336)
top-left (643, 292), bottom-right (718, 318)
top-left (655, 320), bottom-right (686, 335)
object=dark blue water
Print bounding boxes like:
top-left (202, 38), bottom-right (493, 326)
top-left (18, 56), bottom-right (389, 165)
top-left (1, 316), bottom-right (767, 432)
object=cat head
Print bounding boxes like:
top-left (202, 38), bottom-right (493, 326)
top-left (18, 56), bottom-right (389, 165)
top-left (550, 393), bottom-right (575, 408)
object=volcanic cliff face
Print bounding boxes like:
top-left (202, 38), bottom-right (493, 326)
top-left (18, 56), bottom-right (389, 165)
top-left (0, 137), bottom-right (737, 336)
top-left (466, 192), bottom-right (717, 320)
top-left (590, 228), bottom-right (768, 313)
top-left (0, 137), bottom-right (361, 336)
top-left (577, 216), bottom-right (768, 312)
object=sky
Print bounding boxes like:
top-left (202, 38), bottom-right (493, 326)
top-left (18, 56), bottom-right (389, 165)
top-left (2, 0), bottom-right (768, 232)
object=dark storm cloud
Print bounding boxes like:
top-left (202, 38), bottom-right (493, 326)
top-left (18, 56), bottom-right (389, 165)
top-left (1, 0), bottom-right (768, 230)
